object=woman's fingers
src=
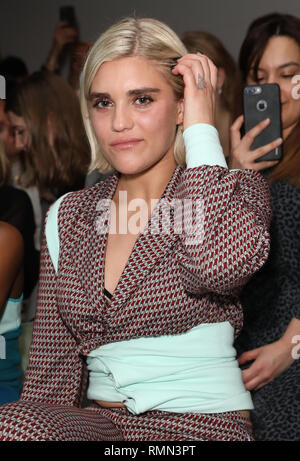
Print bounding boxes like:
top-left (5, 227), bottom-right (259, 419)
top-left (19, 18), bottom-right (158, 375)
top-left (243, 118), bottom-right (270, 146)
top-left (238, 348), bottom-right (260, 365)
top-left (172, 53), bottom-right (217, 128)
top-left (251, 136), bottom-right (283, 160)
top-left (174, 53), bottom-right (216, 90)
top-left (230, 115), bottom-right (283, 170)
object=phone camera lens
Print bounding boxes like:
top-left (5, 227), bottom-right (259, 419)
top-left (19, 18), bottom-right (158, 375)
top-left (257, 100), bottom-right (267, 111)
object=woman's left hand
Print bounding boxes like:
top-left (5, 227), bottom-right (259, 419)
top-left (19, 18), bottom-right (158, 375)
top-left (171, 53), bottom-right (218, 130)
top-left (238, 339), bottom-right (295, 391)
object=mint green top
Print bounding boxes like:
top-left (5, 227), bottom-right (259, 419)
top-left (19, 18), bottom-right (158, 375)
top-left (86, 321), bottom-right (253, 415)
top-left (46, 123), bottom-right (251, 415)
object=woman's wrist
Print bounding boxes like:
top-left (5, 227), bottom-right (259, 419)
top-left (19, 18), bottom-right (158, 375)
top-left (183, 123), bottom-right (228, 169)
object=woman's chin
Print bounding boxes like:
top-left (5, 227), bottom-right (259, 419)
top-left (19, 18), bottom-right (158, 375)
top-left (112, 161), bottom-right (151, 176)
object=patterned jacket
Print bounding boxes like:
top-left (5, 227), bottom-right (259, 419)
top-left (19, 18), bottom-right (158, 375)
top-left (21, 164), bottom-right (271, 409)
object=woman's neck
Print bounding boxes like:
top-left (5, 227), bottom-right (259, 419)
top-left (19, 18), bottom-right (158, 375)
top-left (116, 154), bottom-right (177, 205)
top-left (282, 121), bottom-right (298, 140)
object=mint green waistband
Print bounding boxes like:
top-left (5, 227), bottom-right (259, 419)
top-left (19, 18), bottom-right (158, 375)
top-left (87, 321), bottom-right (253, 415)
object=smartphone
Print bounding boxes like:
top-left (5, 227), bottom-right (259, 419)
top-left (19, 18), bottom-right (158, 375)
top-left (243, 83), bottom-right (282, 162)
top-left (59, 6), bottom-right (77, 28)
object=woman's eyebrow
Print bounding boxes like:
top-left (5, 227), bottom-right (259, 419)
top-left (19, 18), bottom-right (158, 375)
top-left (127, 87), bottom-right (161, 96)
top-left (277, 61), bottom-right (299, 69)
top-left (254, 62), bottom-right (299, 72)
top-left (89, 92), bottom-right (110, 100)
top-left (89, 88), bottom-right (161, 100)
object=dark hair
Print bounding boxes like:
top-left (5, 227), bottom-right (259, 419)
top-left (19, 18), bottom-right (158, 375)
top-left (239, 13), bottom-right (300, 187)
top-left (0, 56), bottom-right (28, 84)
top-left (239, 13), bottom-right (300, 81)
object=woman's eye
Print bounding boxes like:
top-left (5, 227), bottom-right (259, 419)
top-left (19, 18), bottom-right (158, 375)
top-left (135, 96), bottom-right (153, 106)
top-left (93, 99), bottom-right (112, 109)
top-left (15, 129), bottom-right (24, 137)
top-left (281, 74), bottom-right (295, 79)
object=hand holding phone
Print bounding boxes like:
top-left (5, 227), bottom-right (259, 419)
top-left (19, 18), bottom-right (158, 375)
top-left (243, 83), bottom-right (283, 162)
top-left (229, 84), bottom-right (283, 170)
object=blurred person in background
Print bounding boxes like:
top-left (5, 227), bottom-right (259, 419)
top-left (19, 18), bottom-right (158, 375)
top-left (230, 12), bottom-right (300, 441)
top-left (5, 70), bottom-right (90, 229)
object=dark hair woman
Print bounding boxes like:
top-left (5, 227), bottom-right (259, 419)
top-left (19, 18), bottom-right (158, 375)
top-left (0, 140), bottom-right (38, 404)
top-left (230, 13), bottom-right (300, 441)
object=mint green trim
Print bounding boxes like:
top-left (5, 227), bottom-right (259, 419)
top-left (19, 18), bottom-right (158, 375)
top-left (45, 193), bottom-right (71, 274)
top-left (8, 294), bottom-right (23, 303)
top-left (183, 123), bottom-right (228, 169)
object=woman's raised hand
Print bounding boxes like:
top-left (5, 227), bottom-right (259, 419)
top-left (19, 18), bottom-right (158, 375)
top-left (171, 53), bottom-right (218, 130)
top-left (229, 114), bottom-right (283, 170)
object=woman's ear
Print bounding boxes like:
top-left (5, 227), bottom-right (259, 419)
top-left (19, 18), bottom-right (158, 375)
top-left (217, 67), bottom-right (226, 91)
top-left (176, 99), bottom-right (184, 125)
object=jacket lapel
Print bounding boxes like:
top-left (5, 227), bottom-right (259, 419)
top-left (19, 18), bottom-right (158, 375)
top-left (69, 172), bottom-right (119, 315)
top-left (109, 165), bottom-right (184, 311)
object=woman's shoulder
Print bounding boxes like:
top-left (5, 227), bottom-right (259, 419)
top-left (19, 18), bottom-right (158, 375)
top-left (0, 221), bottom-right (23, 252)
top-left (51, 173), bottom-right (117, 227)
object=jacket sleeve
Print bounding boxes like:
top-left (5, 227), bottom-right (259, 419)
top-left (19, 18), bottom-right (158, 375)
top-left (20, 224), bottom-right (87, 407)
top-left (176, 165), bottom-right (271, 296)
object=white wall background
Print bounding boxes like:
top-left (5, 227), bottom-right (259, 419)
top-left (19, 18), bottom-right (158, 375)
top-left (0, 0), bottom-right (300, 72)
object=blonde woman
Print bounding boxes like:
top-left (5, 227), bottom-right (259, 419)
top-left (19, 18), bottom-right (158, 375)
top-left (0, 17), bottom-right (271, 441)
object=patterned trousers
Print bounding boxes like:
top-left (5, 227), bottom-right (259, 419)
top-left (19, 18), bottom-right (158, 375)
top-left (0, 400), bottom-right (254, 441)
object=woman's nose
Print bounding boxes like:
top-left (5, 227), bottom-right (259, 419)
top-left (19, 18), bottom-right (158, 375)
top-left (266, 75), bottom-right (280, 85)
top-left (15, 135), bottom-right (26, 152)
top-left (111, 104), bottom-right (133, 132)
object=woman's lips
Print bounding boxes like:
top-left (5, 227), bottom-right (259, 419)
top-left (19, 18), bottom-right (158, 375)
top-left (110, 138), bottom-right (143, 150)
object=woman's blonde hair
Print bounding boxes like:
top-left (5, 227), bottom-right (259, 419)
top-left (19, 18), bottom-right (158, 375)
top-left (80, 17), bottom-right (187, 173)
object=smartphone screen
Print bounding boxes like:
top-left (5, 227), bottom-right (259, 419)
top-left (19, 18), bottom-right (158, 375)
top-left (243, 83), bottom-right (283, 162)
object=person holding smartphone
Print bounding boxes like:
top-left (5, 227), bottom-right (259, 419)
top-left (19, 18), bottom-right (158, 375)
top-left (230, 13), bottom-right (300, 441)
